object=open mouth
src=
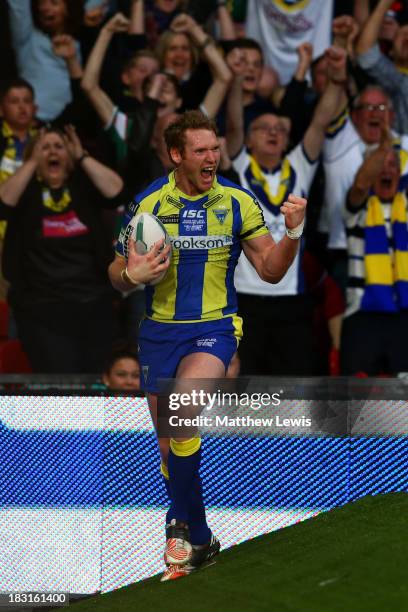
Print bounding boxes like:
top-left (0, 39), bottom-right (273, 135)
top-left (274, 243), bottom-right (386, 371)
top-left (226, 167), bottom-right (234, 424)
top-left (47, 158), bottom-right (61, 171)
top-left (244, 76), bottom-right (256, 87)
top-left (201, 167), bottom-right (215, 181)
top-left (380, 177), bottom-right (393, 188)
top-left (368, 119), bottom-right (381, 128)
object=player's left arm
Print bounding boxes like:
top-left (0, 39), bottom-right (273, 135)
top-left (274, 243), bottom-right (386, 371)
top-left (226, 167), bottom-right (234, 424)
top-left (242, 194), bottom-right (307, 284)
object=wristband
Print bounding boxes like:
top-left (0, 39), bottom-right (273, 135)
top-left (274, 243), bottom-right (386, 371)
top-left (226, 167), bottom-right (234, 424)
top-left (286, 219), bottom-right (305, 240)
top-left (121, 267), bottom-right (139, 286)
top-left (77, 152), bottom-right (90, 164)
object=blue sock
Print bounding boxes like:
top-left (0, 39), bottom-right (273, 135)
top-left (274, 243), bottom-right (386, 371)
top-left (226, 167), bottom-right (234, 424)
top-left (164, 469), bottom-right (210, 542)
top-left (167, 438), bottom-right (201, 524)
top-left (188, 471), bottom-right (211, 545)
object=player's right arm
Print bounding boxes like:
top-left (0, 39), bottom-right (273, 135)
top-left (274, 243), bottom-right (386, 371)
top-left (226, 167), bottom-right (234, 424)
top-left (108, 197), bottom-right (170, 291)
top-left (108, 240), bottom-right (170, 291)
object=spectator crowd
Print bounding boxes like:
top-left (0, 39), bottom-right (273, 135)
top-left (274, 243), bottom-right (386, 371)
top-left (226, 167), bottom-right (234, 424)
top-left (1, 0), bottom-right (408, 378)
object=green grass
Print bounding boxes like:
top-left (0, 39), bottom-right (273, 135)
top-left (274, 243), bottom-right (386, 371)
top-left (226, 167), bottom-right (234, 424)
top-left (70, 494), bottom-right (408, 612)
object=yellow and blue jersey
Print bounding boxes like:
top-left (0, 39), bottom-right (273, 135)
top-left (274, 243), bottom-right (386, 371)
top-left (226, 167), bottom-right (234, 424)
top-left (116, 171), bottom-right (268, 323)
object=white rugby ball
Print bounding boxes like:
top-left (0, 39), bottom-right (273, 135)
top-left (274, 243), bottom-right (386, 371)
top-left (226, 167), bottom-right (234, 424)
top-left (127, 212), bottom-right (171, 285)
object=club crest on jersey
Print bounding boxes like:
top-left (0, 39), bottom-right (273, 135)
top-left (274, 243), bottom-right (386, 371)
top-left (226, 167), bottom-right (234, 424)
top-left (213, 208), bottom-right (229, 225)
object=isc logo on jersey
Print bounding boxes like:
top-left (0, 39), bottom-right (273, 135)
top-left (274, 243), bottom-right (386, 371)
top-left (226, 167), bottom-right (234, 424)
top-left (182, 209), bottom-right (206, 232)
top-left (182, 210), bottom-right (205, 219)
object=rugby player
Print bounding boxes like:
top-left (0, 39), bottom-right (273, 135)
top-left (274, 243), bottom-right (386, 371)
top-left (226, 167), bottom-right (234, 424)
top-left (108, 110), bottom-right (306, 581)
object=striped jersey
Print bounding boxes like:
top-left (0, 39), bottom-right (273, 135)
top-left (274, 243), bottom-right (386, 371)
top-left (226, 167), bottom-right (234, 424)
top-left (116, 171), bottom-right (269, 322)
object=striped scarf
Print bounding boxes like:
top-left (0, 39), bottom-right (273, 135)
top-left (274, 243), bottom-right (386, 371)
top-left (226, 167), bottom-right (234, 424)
top-left (362, 192), bottom-right (408, 312)
top-left (244, 155), bottom-right (295, 216)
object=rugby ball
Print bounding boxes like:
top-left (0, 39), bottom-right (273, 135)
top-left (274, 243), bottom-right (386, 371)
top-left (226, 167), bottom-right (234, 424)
top-left (127, 212), bottom-right (171, 285)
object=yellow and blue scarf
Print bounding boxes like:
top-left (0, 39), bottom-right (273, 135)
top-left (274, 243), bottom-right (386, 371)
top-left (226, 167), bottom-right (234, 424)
top-left (244, 155), bottom-right (295, 216)
top-left (362, 192), bottom-right (408, 312)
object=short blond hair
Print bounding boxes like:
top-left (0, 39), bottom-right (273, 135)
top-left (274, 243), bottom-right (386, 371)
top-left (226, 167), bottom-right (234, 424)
top-left (164, 110), bottom-right (217, 156)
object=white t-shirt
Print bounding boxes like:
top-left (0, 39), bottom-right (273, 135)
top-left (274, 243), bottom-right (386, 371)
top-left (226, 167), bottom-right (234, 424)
top-left (245, 0), bottom-right (333, 85)
top-left (232, 143), bottom-right (317, 295)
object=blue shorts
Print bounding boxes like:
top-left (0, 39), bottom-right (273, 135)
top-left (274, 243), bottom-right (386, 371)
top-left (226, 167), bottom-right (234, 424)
top-left (138, 316), bottom-right (242, 392)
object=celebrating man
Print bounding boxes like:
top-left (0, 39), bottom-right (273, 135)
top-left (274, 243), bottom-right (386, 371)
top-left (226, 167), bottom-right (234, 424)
top-left (108, 110), bottom-right (307, 581)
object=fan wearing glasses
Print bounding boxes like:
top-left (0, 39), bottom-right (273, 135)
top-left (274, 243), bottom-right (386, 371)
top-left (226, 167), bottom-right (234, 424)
top-left (351, 88), bottom-right (394, 147)
top-left (224, 46), bottom-right (347, 376)
top-left (321, 84), bottom-right (408, 294)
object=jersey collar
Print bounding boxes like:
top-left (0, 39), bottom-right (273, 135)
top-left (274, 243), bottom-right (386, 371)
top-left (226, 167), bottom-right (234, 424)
top-left (168, 170), bottom-right (221, 202)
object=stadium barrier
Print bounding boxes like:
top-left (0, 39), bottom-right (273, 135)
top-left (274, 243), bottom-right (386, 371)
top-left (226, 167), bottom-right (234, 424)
top-left (0, 377), bottom-right (407, 594)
